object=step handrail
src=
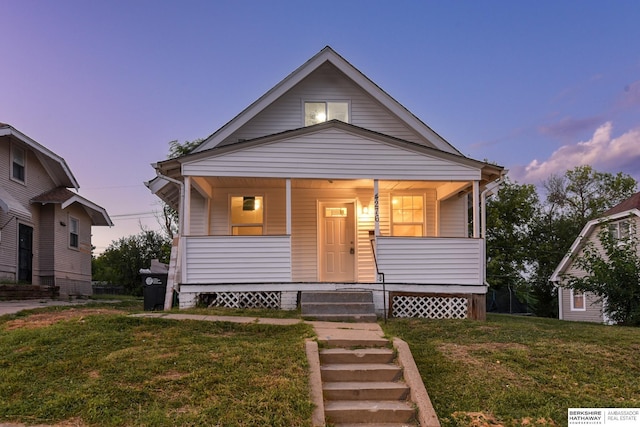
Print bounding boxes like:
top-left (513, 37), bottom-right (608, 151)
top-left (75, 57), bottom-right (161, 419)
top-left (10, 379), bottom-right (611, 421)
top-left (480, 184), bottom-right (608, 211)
top-left (370, 236), bottom-right (387, 322)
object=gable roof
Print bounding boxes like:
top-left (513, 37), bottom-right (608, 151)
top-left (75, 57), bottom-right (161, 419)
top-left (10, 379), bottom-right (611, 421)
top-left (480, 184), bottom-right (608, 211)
top-left (0, 123), bottom-right (79, 189)
top-left (32, 187), bottom-right (113, 226)
top-left (550, 192), bottom-right (640, 282)
top-left (602, 191), bottom-right (640, 216)
top-left (193, 46), bottom-right (462, 156)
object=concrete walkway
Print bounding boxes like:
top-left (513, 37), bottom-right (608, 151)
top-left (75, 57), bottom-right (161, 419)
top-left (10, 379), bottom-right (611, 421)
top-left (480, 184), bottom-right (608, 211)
top-left (0, 298), bottom-right (99, 316)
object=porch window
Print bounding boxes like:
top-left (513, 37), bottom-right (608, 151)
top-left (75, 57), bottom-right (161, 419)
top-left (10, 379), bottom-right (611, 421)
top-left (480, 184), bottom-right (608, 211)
top-left (231, 196), bottom-right (263, 235)
top-left (12, 145), bottom-right (26, 183)
top-left (69, 217), bottom-right (79, 249)
top-left (391, 195), bottom-right (424, 237)
top-left (570, 289), bottom-right (585, 311)
top-left (304, 101), bottom-right (349, 126)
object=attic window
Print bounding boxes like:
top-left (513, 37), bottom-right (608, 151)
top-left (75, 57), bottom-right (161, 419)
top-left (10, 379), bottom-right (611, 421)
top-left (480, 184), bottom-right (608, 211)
top-left (12, 145), bottom-right (26, 183)
top-left (304, 101), bottom-right (349, 126)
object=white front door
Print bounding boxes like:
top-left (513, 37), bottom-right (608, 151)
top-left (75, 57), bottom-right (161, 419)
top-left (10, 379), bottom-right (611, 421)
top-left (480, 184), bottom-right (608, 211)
top-left (319, 202), bottom-right (355, 282)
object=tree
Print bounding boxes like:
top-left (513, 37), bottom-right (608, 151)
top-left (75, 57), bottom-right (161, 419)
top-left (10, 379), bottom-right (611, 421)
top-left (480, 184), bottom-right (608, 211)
top-left (544, 165), bottom-right (636, 225)
top-left (565, 221), bottom-right (640, 326)
top-left (485, 178), bottom-right (540, 311)
top-left (92, 229), bottom-right (171, 295)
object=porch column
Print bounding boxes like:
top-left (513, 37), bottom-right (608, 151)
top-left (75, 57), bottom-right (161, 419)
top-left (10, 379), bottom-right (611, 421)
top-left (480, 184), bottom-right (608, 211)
top-left (286, 178), bottom-right (291, 235)
top-left (184, 176), bottom-right (191, 236)
top-left (472, 180), bottom-right (480, 238)
top-left (373, 179), bottom-right (380, 237)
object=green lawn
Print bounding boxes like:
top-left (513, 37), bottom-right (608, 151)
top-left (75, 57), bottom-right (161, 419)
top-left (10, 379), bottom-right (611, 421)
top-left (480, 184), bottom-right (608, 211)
top-left (0, 299), bottom-right (315, 427)
top-left (1, 301), bottom-right (639, 427)
top-left (383, 314), bottom-right (640, 426)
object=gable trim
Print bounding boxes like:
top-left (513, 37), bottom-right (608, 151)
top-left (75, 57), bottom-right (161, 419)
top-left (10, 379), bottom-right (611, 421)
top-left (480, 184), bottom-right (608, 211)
top-left (550, 208), bottom-right (640, 282)
top-left (194, 47), bottom-right (461, 155)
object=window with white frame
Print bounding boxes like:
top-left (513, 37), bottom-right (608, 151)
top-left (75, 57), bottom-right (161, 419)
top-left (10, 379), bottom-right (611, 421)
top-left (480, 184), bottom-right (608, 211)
top-left (391, 195), bottom-right (424, 237)
top-left (570, 289), bottom-right (586, 311)
top-left (69, 217), bottom-right (79, 249)
top-left (12, 145), bottom-right (26, 183)
top-left (230, 196), bottom-right (264, 235)
top-left (608, 220), bottom-right (630, 241)
top-left (304, 101), bottom-right (349, 126)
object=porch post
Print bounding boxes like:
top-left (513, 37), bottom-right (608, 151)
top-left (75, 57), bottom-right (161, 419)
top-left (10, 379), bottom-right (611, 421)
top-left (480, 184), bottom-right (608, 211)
top-left (374, 179), bottom-right (380, 237)
top-left (472, 180), bottom-right (480, 238)
top-left (184, 176), bottom-right (191, 236)
top-left (286, 178), bottom-right (291, 235)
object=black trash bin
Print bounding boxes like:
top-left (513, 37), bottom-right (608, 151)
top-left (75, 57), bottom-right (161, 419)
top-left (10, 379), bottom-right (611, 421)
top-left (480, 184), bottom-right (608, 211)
top-left (142, 273), bottom-right (168, 311)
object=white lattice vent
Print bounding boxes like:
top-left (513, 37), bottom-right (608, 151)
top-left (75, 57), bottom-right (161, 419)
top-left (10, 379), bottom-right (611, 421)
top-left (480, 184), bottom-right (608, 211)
top-left (206, 292), bottom-right (281, 309)
top-left (392, 295), bottom-right (468, 319)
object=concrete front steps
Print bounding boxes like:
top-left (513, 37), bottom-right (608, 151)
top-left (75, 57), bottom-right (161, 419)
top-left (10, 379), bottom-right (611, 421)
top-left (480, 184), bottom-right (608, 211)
top-left (301, 291), bottom-right (377, 323)
top-left (318, 333), bottom-right (418, 426)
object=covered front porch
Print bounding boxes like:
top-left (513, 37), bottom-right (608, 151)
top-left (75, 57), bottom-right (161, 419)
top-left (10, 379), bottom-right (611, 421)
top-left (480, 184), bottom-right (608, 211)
top-left (152, 176), bottom-right (494, 318)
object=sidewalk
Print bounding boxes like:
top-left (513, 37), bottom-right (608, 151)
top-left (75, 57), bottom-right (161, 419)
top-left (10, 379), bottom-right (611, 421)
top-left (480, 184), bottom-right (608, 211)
top-left (0, 299), bottom-right (96, 316)
top-left (130, 312), bottom-right (387, 342)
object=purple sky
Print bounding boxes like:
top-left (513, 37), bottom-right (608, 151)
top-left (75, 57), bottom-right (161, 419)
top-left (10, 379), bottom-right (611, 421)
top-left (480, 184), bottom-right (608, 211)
top-left (2, 1), bottom-right (639, 253)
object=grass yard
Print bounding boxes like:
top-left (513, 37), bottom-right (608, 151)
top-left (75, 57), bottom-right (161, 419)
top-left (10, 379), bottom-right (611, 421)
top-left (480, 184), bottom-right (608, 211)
top-left (384, 314), bottom-right (640, 426)
top-left (2, 300), bottom-right (640, 427)
top-left (0, 299), bottom-right (315, 427)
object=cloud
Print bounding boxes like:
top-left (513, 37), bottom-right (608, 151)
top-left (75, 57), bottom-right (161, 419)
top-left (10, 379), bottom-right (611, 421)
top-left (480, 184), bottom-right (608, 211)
top-left (538, 116), bottom-right (603, 140)
top-left (512, 122), bottom-right (640, 185)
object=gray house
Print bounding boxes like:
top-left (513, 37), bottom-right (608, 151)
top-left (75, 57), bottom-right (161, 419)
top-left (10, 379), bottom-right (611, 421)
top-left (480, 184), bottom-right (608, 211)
top-left (551, 192), bottom-right (640, 323)
top-left (0, 123), bottom-right (112, 295)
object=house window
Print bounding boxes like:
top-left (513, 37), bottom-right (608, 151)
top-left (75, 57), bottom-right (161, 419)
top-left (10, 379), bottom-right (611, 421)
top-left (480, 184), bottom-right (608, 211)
top-left (69, 217), bottom-right (79, 249)
top-left (12, 145), bottom-right (26, 183)
top-left (391, 195), bottom-right (424, 237)
top-left (570, 289), bottom-right (586, 311)
top-left (304, 101), bottom-right (349, 126)
top-left (608, 221), bottom-right (630, 241)
top-left (231, 196), bottom-right (264, 235)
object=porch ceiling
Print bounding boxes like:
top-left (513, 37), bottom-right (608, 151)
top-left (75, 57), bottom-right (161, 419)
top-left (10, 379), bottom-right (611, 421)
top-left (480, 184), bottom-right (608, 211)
top-left (201, 177), bottom-right (448, 190)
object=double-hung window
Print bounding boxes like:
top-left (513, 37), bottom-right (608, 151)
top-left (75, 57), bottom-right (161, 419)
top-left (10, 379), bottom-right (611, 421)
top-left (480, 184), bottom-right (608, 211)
top-left (608, 220), bottom-right (630, 242)
top-left (69, 217), bottom-right (79, 249)
top-left (12, 145), bottom-right (26, 183)
top-left (570, 289), bottom-right (586, 311)
top-left (391, 195), bottom-right (424, 237)
top-left (304, 101), bottom-right (349, 126)
top-left (231, 196), bottom-right (264, 235)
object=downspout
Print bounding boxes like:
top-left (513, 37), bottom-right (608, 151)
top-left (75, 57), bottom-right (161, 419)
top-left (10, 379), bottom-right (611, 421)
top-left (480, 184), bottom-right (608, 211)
top-left (480, 172), bottom-right (506, 288)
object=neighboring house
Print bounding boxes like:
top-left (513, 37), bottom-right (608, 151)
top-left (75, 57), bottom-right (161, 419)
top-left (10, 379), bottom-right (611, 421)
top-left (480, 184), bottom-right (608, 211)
top-left (550, 192), bottom-right (640, 323)
top-left (0, 123), bottom-right (112, 296)
top-left (147, 47), bottom-right (504, 319)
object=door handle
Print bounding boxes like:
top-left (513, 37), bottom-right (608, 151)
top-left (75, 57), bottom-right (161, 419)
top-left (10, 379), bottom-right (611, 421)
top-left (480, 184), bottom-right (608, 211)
top-left (350, 248), bottom-right (355, 254)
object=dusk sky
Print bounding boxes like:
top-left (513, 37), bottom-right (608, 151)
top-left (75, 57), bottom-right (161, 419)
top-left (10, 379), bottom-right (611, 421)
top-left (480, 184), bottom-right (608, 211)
top-left (2, 1), bottom-right (639, 253)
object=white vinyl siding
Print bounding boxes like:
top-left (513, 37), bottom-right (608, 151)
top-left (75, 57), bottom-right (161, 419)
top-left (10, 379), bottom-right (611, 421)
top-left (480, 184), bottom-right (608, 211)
top-left (184, 236), bottom-right (291, 283)
top-left (184, 128), bottom-right (480, 181)
top-left (439, 196), bottom-right (468, 237)
top-left (219, 62), bottom-right (430, 147)
top-left (376, 237), bottom-right (483, 285)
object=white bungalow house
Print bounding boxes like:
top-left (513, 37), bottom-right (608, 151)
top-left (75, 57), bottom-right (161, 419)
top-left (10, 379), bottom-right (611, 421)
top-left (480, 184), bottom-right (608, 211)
top-left (551, 192), bottom-right (640, 324)
top-left (147, 47), bottom-right (503, 319)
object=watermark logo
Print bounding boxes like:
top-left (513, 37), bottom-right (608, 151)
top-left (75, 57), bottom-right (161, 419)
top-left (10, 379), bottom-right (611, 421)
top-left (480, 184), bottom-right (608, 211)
top-left (568, 408), bottom-right (640, 426)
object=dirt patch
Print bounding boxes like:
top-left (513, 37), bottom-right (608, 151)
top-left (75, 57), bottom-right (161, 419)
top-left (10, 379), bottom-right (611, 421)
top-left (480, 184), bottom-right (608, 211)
top-left (452, 412), bottom-right (557, 426)
top-left (438, 342), bottom-right (531, 385)
top-left (3, 308), bottom-right (124, 331)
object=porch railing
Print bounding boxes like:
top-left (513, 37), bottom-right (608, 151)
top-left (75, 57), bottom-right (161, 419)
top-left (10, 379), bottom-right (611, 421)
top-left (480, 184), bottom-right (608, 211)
top-left (182, 235), bottom-right (292, 284)
top-left (376, 237), bottom-right (484, 286)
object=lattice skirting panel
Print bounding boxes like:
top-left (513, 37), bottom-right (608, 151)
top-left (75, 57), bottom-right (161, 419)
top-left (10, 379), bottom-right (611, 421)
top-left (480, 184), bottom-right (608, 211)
top-left (204, 291), bottom-right (282, 309)
top-left (391, 294), bottom-right (468, 319)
